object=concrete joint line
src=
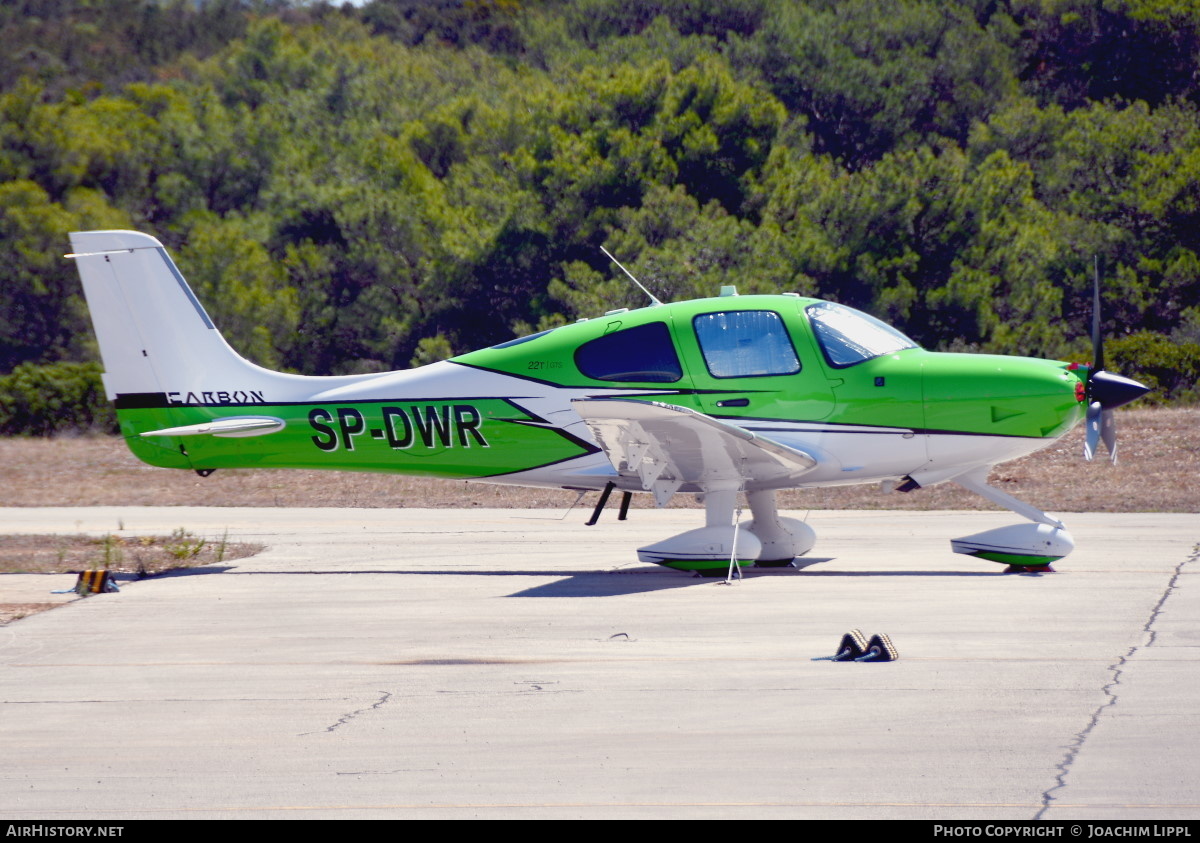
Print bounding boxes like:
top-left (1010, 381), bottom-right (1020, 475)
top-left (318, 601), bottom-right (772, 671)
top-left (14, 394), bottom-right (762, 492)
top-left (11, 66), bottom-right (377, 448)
top-left (1035, 542), bottom-right (1200, 820)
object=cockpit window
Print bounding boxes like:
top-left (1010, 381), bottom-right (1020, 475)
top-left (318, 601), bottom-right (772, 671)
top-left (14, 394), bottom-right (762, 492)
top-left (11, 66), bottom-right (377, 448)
top-left (574, 321), bottom-right (683, 383)
top-left (805, 302), bottom-right (919, 368)
top-left (693, 311), bottom-right (801, 378)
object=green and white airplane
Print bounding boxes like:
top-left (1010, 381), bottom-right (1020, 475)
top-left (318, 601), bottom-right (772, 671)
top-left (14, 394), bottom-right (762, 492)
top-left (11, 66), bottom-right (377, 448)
top-left (68, 230), bottom-right (1149, 575)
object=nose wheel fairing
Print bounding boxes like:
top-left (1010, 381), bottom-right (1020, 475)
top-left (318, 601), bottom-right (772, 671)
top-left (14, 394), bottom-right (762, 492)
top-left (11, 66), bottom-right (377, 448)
top-left (950, 522), bottom-right (1075, 567)
top-left (948, 467), bottom-right (1075, 569)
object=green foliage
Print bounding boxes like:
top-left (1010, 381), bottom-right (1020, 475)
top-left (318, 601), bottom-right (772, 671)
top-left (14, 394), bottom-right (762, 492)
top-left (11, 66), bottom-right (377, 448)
top-left (176, 214), bottom-right (299, 369)
top-left (4, 0), bottom-right (1200, 436)
top-left (970, 97), bottom-right (1200, 341)
top-left (0, 0), bottom-right (259, 98)
top-left (0, 361), bottom-right (116, 435)
top-left (562, 0), bottom-right (767, 44)
top-left (105, 533), bottom-right (125, 568)
top-left (0, 178), bottom-right (129, 370)
top-left (164, 528), bottom-right (207, 560)
top-left (743, 1), bottom-right (1019, 168)
top-left (1107, 332), bottom-right (1200, 403)
top-left (410, 334), bottom-right (455, 367)
top-left (364, 0), bottom-right (527, 53)
top-left (1013, 0), bottom-right (1200, 107)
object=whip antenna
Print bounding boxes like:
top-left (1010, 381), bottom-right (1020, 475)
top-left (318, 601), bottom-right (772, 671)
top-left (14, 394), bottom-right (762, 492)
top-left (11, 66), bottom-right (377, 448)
top-left (601, 246), bottom-right (663, 307)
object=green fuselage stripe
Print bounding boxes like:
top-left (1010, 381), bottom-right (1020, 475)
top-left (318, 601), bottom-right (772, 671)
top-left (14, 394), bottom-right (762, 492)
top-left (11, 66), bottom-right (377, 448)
top-left (119, 398), bottom-right (596, 478)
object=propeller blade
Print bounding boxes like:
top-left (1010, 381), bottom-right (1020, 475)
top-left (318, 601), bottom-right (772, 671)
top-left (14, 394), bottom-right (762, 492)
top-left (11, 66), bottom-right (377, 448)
top-left (1081, 257), bottom-right (1148, 465)
top-left (1100, 407), bottom-right (1118, 464)
top-left (1083, 401), bottom-right (1102, 461)
top-left (1092, 256), bottom-right (1105, 374)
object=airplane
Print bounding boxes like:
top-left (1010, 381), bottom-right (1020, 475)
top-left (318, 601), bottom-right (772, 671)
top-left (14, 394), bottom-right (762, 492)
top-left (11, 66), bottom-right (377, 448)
top-left (67, 230), bottom-right (1150, 576)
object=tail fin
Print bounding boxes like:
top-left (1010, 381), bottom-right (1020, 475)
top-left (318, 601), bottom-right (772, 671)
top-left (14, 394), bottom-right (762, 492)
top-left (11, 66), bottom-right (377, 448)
top-left (68, 230), bottom-right (276, 407)
top-left (70, 231), bottom-right (386, 471)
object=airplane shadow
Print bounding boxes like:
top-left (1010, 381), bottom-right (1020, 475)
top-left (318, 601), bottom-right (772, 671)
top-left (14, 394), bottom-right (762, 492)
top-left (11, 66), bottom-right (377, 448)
top-left (151, 560), bottom-right (1022, 598)
top-left (206, 567), bottom-right (708, 596)
top-left (129, 565), bottom-right (238, 579)
top-left (509, 558), bottom-right (1018, 596)
top-left (510, 565), bottom-right (1024, 596)
top-left (798, 569), bottom-right (1019, 578)
top-left (510, 569), bottom-right (722, 597)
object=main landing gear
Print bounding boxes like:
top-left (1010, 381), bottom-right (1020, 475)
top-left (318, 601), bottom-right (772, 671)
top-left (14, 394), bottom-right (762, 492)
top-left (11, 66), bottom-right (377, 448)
top-left (587, 468), bottom-right (1074, 575)
top-left (634, 488), bottom-right (816, 576)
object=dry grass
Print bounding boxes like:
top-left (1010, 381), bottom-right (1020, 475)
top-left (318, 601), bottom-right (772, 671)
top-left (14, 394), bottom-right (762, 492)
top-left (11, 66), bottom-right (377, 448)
top-left (0, 531), bottom-right (262, 576)
top-left (0, 406), bottom-right (1194, 513)
top-left (0, 531), bottom-right (263, 625)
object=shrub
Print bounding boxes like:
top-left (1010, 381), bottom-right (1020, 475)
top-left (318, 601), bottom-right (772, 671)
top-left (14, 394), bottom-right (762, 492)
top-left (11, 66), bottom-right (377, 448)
top-left (1106, 332), bottom-right (1200, 405)
top-left (0, 361), bottom-right (117, 435)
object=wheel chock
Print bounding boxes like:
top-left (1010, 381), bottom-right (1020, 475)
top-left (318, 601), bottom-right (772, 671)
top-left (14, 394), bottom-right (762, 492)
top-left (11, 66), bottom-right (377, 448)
top-left (75, 570), bottom-right (119, 595)
top-left (812, 629), bottom-right (868, 661)
top-left (854, 633), bottom-right (899, 662)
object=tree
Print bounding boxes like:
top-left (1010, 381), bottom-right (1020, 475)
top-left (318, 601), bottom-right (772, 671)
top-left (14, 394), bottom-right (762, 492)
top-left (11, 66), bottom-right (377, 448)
top-left (1014, 0), bottom-right (1200, 108)
top-left (0, 180), bottom-right (128, 370)
top-left (744, 0), bottom-right (1019, 167)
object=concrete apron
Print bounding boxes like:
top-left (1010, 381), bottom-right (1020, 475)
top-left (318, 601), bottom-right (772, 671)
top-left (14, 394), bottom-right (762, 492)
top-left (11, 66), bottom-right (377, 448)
top-left (0, 507), bottom-right (1196, 819)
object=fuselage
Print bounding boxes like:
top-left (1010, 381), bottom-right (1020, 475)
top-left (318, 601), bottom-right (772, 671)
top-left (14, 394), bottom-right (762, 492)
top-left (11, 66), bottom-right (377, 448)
top-left (116, 293), bottom-right (1085, 494)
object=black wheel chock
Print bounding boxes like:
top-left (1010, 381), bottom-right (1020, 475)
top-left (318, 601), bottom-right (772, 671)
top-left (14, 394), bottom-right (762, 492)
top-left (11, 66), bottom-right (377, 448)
top-left (854, 632), bottom-right (899, 662)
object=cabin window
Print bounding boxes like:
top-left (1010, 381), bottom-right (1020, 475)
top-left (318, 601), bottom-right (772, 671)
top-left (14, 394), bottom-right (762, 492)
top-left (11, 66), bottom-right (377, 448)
top-left (805, 302), bottom-right (918, 368)
top-left (693, 311), bottom-right (801, 378)
top-left (574, 321), bottom-right (683, 383)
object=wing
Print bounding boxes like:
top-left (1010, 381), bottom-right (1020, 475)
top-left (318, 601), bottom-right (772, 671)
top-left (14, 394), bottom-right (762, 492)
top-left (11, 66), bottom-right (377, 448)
top-left (571, 398), bottom-right (817, 506)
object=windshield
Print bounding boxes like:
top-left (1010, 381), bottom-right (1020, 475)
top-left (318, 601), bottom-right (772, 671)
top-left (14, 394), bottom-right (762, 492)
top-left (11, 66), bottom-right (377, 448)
top-left (806, 302), bottom-right (919, 368)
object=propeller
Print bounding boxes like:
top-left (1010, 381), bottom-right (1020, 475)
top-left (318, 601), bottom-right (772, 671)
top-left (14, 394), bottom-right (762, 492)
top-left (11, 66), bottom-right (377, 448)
top-left (1081, 258), bottom-right (1151, 463)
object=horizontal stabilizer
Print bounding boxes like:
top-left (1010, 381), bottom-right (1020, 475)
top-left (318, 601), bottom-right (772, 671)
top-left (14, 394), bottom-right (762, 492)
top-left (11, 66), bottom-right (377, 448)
top-left (140, 416), bottom-right (285, 439)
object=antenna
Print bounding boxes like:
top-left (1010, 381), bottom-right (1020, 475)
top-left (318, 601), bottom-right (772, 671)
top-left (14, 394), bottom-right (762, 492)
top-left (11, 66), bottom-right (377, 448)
top-left (601, 246), bottom-right (663, 307)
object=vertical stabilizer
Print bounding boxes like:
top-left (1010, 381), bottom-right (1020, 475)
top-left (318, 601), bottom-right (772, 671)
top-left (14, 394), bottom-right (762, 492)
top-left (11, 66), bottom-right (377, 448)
top-left (69, 230), bottom-right (356, 410)
top-left (68, 230), bottom-right (405, 470)
top-left (69, 230), bottom-right (266, 404)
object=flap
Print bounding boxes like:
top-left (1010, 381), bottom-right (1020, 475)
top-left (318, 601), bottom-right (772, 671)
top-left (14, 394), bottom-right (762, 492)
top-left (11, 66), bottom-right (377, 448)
top-left (572, 398), bottom-right (816, 505)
